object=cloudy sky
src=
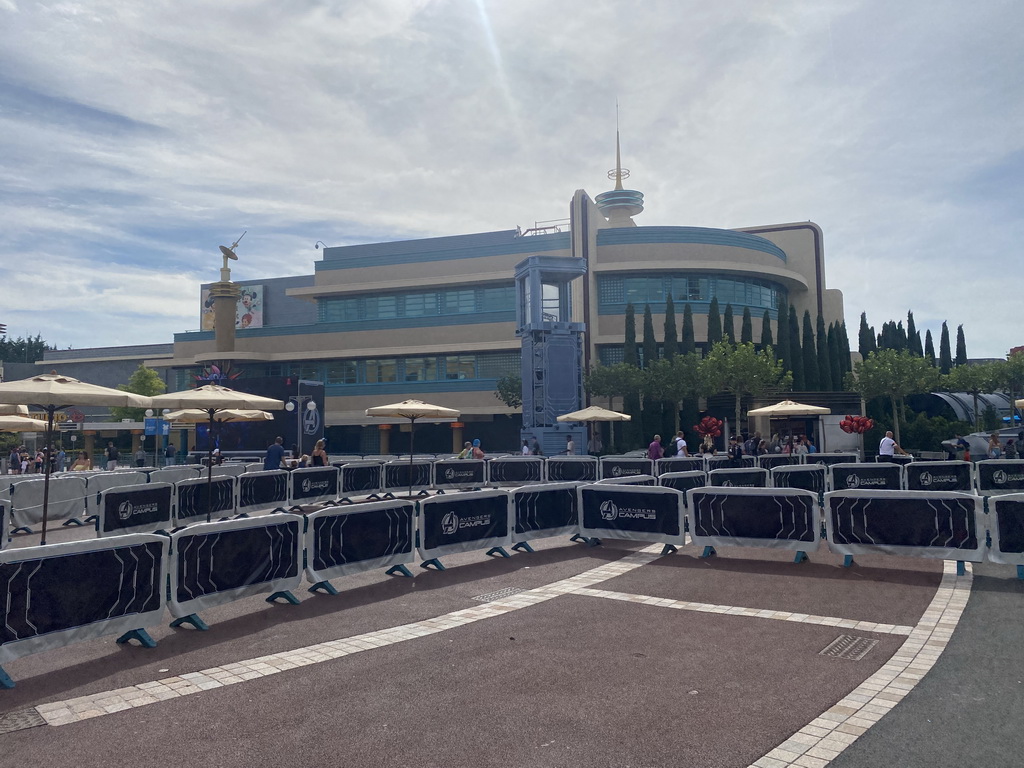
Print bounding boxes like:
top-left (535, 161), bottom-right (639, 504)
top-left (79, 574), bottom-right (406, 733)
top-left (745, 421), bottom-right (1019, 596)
top-left (1, 0), bottom-right (1021, 358)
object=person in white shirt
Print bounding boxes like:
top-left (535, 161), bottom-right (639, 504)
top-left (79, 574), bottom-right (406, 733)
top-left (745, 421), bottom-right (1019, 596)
top-left (878, 431), bottom-right (908, 462)
top-left (674, 431), bottom-right (689, 457)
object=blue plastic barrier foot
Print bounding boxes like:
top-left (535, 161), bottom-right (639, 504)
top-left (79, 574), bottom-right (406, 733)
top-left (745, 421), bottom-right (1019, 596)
top-left (170, 613), bottom-right (210, 631)
top-left (843, 554), bottom-right (855, 568)
top-left (10, 526), bottom-right (31, 535)
top-left (62, 517), bottom-right (85, 527)
top-left (0, 666), bottom-right (14, 689)
top-left (309, 581), bottom-right (339, 596)
top-left (956, 560), bottom-right (966, 576)
top-left (1017, 565), bottom-right (1024, 580)
top-left (569, 534), bottom-right (589, 544)
top-left (235, 512), bottom-right (250, 519)
top-left (587, 537), bottom-right (602, 547)
top-left (486, 547), bottom-right (511, 559)
top-left (386, 564), bottom-right (414, 577)
top-left (84, 514), bottom-right (98, 524)
top-left (794, 550), bottom-right (808, 564)
top-left (700, 545), bottom-right (717, 558)
top-left (511, 541), bottom-right (535, 553)
top-left (116, 628), bottom-right (157, 648)
top-left (382, 493), bottom-right (395, 500)
top-left (267, 590), bottom-right (301, 605)
top-left (420, 558), bottom-right (446, 571)
top-left (661, 544), bottom-right (678, 556)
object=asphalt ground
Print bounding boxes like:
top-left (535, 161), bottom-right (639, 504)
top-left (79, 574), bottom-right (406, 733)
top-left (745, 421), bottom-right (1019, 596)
top-left (0, 514), bottom-right (1020, 767)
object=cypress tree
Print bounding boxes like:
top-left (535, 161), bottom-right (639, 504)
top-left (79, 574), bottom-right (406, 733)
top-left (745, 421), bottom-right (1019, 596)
top-left (623, 304), bottom-right (642, 446)
top-left (924, 329), bottom-right (936, 365)
top-left (663, 295), bottom-right (678, 360)
top-left (760, 310), bottom-right (773, 351)
top-left (828, 323), bottom-right (842, 392)
top-left (741, 307), bottom-right (753, 345)
top-left (816, 314), bottom-right (832, 391)
top-left (776, 297), bottom-right (791, 374)
top-left (907, 312), bottom-right (923, 356)
top-left (789, 306), bottom-right (804, 390)
top-left (707, 297), bottom-right (722, 346)
top-left (939, 322), bottom-right (952, 374)
top-left (895, 321), bottom-right (908, 352)
top-left (802, 310), bottom-right (819, 390)
top-left (624, 303), bottom-right (638, 366)
top-left (642, 304), bottom-right (657, 369)
top-left (858, 312), bottom-right (876, 357)
top-left (838, 322), bottom-right (852, 387)
top-left (681, 304), bottom-right (696, 355)
top-left (723, 304), bottom-right (736, 345)
top-left (955, 325), bottom-right (968, 366)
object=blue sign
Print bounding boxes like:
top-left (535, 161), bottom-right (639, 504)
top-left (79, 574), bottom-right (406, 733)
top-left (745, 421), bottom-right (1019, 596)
top-left (144, 418), bottom-right (170, 436)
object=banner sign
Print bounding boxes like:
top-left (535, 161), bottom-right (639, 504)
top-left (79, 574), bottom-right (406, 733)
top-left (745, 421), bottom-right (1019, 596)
top-left (975, 460), bottom-right (1024, 496)
top-left (339, 461), bottom-right (384, 499)
top-left (237, 470), bottom-right (290, 515)
top-left (829, 462), bottom-right (902, 492)
top-left (905, 461), bottom-right (973, 492)
top-left (988, 494), bottom-right (1024, 565)
top-left (433, 459), bottom-right (486, 491)
top-left (687, 487), bottom-right (821, 552)
top-left (0, 534), bottom-right (168, 664)
top-left (305, 500), bottom-right (416, 583)
top-left (708, 468), bottom-right (768, 488)
top-left (656, 457), bottom-right (706, 476)
top-left (770, 465), bottom-right (827, 496)
top-left (706, 455), bottom-right (756, 471)
top-left (486, 457), bottom-right (543, 486)
top-left (546, 456), bottom-right (598, 483)
top-left (290, 466), bottom-right (340, 505)
top-left (418, 490), bottom-right (512, 559)
top-left (174, 476), bottom-right (237, 524)
top-left (9, 476), bottom-right (87, 528)
top-left (98, 483), bottom-right (174, 537)
top-left (383, 460), bottom-right (433, 495)
top-left (169, 515), bottom-right (304, 619)
top-left (600, 457), bottom-right (654, 480)
top-left (579, 484), bottom-right (684, 546)
top-left (758, 454), bottom-right (802, 470)
top-left (807, 453), bottom-right (859, 467)
top-left (657, 470), bottom-right (707, 505)
top-left (824, 490), bottom-right (985, 561)
top-left (510, 482), bottom-right (581, 542)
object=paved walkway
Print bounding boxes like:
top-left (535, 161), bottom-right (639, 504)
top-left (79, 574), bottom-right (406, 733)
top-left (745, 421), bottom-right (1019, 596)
top-left (1, 523), bottom-right (1021, 767)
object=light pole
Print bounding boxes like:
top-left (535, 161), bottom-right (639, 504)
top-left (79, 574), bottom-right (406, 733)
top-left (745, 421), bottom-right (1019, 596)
top-left (284, 378), bottom-right (323, 458)
top-left (144, 408), bottom-right (171, 467)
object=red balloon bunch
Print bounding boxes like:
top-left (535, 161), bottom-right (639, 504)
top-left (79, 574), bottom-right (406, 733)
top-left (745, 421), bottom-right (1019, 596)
top-left (694, 416), bottom-right (723, 438)
top-left (839, 415), bottom-right (874, 434)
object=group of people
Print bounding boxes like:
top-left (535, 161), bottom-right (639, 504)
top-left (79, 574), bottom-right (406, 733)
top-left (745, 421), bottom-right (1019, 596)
top-left (6, 445), bottom-right (59, 474)
top-left (263, 436), bottom-right (329, 470)
top-left (645, 430), bottom-right (819, 461)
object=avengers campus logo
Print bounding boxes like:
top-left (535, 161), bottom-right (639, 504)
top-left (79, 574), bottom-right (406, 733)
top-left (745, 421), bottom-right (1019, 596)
top-left (598, 500), bottom-right (656, 522)
top-left (117, 500), bottom-right (159, 521)
top-left (441, 511), bottom-right (490, 535)
top-left (610, 465), bottom-right (642, 478)
top-left (443, 467), bottom-right (476, 482)
top-left (992, 470), bottom-right (1024, 486)
top-left (845, 474), bottom-right (888, 489)
top-left (918, 471), bottom-right (959, 487)
top-left (301, 477), bottom-right (331, 493)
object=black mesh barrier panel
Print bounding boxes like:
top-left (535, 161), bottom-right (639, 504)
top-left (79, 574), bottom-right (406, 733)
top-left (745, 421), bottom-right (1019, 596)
top-left (772, 466), bottom-right (827, 495)
top-left (808, 454), bottom-right (859, 467)
top-left (384, 462), bottom-right (432, 490)
top-left (993, 498), bottom-right (1024, 554)
top-left (433, 460), bottom-right (486, 488)
top-left (487, 459), bottom-right (543, 484)
top-left (340, 463), bottom-right (383, 495)
top-left (513, 486), bottom-right (578, 534)
top-left (905, 462), bottom-right (973, 492)
top-left (546, 459), bottom-right (598, 483)
top-left (176, 478), bottom-right (236, 522)
top-left (828, 495), bottom-right (978, 549)
top-left (831, 464), bottom-right (902, 491)
top-left (311, 503), bottom-right (414, 571)
top-left (709, 469), bottom-right (768, 487)
top-left (599, 458), bottom-right (652, 479)
top-left (977, 461), bottom-right (1024, 494)
top-left (690, 491), bottom-right (816, 542)
top-left (238, 472), bottom-right (288, 509)
top-left (101, 484), bottom-right (173, 534)
top-left (758, 454), bottom-right (802, 469)
top-left (580, 488), bottom-right (681, 537)
top-left (291, 468), bottom-right (339, 502)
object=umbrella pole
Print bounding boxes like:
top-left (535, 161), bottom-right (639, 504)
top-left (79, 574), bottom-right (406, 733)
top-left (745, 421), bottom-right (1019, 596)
top-left (206, 410), bottom-right (215, 523)
top-left (39, 406), bottom-right (56, 546)
top-left (408, 417), bottom-right (416, 499)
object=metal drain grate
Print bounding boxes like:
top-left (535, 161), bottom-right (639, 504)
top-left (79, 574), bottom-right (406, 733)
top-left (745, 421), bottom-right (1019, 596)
top-left (820, 634), bottom-right (878, 661)
top-left (0, 708), bottom-right (47, 735)
top-left (471, 587), bottom-right (525, 602)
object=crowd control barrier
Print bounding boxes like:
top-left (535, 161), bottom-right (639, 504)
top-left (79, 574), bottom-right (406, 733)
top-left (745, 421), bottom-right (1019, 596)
top-left (150, 466), bottom-right (204, 484)
top-left (708, 467), bottom-right (768, 487)
top-left (418, 490), bottom-right (513, 569)
top-left (579, 484), bottom-right (684, 552)
top-left (757, 454), bottom-right (801, 470)
top-left (657, 470), bottom-right (707, 500)
top-left (304, 500), bottom-right (417, 592)
top-left (168, 514), bottom-right (304, 630)
top-left (338, 461), bottom-right (384, 501)
top-left (988, 494), bottom-right (1024, 577)
top-left (509, 482), bottom-right (582, 551)
top-left (687, 486), bottom-right (821, 561)
top-left (808, 453), bottom-right (859, 467)
top-left (0, 533), bottom-right (169, 688)
top-left (975, 460), bottom-right (1024, 496)
top-left (97, 483), bottom-right (175, 537)
top-left (830, 462), bottom-right (902, 492)
top-left (290, 466), bottom-right (340, 506)
top-left (174, 475), bottom-right (237, 524)
top-left (433, 459), bottom-right (486, 492)
top-left (9, 476), bottom-right (88, 532)
top-left (486, 456), bottom-right (544, 487)
top-left (706, 455), bottom-right (756, 471)
top-left (600, 456), bottom-right (654, 480)
top-left (0, 502), bottom-right (6, 550)
top-left (237, 470), bottom-right (290, 516)
top-left (824, 490), bottom-right (985, 566)
top-left (875, 454), bottom-right (912, 465)
top-left (595, 475), bottom-right (656, 486)
top-left (770, 465), bottom-right (827, 497)
top-left (905, 461), bottom-right (974, 492)
top-left (546, 456), bottom-right (598, 483)
top-left (383, 459), bottom-right (433, 497)
top-left (211, 463), bottom-right (247, 478)
top-left (656, 456), bottom-right (705, 475)
top-left (84, 471), bottom-right (148, 522)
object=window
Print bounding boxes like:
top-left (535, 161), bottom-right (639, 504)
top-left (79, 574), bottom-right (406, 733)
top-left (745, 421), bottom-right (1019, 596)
top-left (404, 357), bottom-right (438, 382)
top-left (402, 292), bottom-right (438, 317)
top-left (326, 360), bottom-right (358, 385)
top-left (442, 290), bottom-right (476, 314)
top-left (477, 352), bottom-right (520, 379)
top-left (364, 296), bottom-right (397, 319)
top-left (365, 359), bottom-right (397, 383)
top-left (445, 355), bottom-right (475, 380)
top-left (481, 285), bottom-right (516, 312)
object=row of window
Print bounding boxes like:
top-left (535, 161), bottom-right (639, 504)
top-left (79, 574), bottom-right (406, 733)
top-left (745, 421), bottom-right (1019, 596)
top-left (318, 284), bottom-right (516, 323)
top-left (597, 274), bottom-right (783, 311)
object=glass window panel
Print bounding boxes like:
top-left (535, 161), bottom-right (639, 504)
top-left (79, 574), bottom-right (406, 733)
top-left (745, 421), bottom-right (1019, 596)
top-left (366, 359), bottom-right (397, 383)
top-left (403, 357), bottom-right (438, 382)
top-left (402, 292), bottom-right (437, 317)
top-left (326, 360), bottom-right (358, 384)
top-left (445, 355), bottom-right (475, 380)
top-left (477, 352), bottom-right (520, 378)
top-left (442, 290), bottom-right (475, 314)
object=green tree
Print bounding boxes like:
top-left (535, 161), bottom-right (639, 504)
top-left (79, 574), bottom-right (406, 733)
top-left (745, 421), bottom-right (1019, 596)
top-left (760, 310), bottom-right (773, 351)
top-left (663, 295), bottom-right (678, 360)
top-left (642, 304), bottom-right (657, 369)
top-left (827, 323), bottom-right (842, 393)
top-left (494, 375), bottom-right (522, 409)
top-left (776, 297), bottom-right (791, 374)
top-left (802, 310), bottom-right (819, 391)
top-left (789, 306), bottom-right (804, 390)
top-left (816, 314), bottom-right (832, 391)
top-left (858, 312), bottom-right (876, 358)
top-left (109, 365), bottom-right (168, 422)
top-left (907, 311), bottom-right (923, 357)
top-left (723, 304), bottom-right (736, 345)
top-left (838, 322), bottom-right (852, 386)
top-left (955, 325), bottom-right (968, 366)
top-left (681, 304), bottom-right (696, 355)
top-left (939, 322), bottom-right (952, 373)
top-left (700, 342), bottom-right (792, 433)
top-left (623, 303), bottom-right (638, 366)
top-left (846, 350), bottom-right (940, 444)
top-left (943, 363), bottom-right (999, 431)
top-left (924, 330), bottom-right (936, 366)
top-left (0, 334), bottom-right (54, 364)
top-left (998, 351), bottom-right (1024, 424)
top-left (585, 363), bottom-right (646, 450)
top-left (707, 298), bottom-right (722, 346)
top-left (740, 307), bottom-right (753, 345)
top-left (645, 354), bottom-right (703, 435)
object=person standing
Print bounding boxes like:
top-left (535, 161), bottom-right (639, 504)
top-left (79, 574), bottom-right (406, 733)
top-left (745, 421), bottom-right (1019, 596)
top-left (987, 434), bottom-right (1002, 459)
top-left (727, 435), bottom-right (745, 467)
top-left (105, 442), bottom-right (119, 470)
top-left (311, 439), bottom-right (329, 466)
top-left (458, 441), bottom-right (472, 459)
top-left (588, 432), bottom-right (602, 456)
top-left (164, 443), bottom-right (176, 467)
top-left (471, 438), bottom-right (485, 459)
top-left (522, 439), bottom-right (531, 455)
top-left (56, 447), bottom-right (66, 472)
top-left (8, 446), bottom-right (20, 475)
top-left (674, 431), bottom-right (689, 457)
top-left (647, 434), bottom-right (663, 461)
top-left (565, 435), bottom-right (575, 455)
top-left (531, 437), bottom-right (543, 456)
top-left (264, 436), bottom-right (285, 470)
top-left (135, 447), bottom-right (146, 467)
top-left (878, 430), bottom-right (908, 462)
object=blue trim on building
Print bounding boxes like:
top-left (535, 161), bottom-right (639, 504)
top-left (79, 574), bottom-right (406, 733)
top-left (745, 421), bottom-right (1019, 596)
top-left (596, 226), bottom-right (787, 262)
top-left (325, 379), bottom-right (502, 397)
top-left (599, 303), bottom-right (780, 320)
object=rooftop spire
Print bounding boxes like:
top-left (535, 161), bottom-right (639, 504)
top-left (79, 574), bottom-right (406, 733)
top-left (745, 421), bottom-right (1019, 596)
top-left (596, 105), bottom-right (644, 225)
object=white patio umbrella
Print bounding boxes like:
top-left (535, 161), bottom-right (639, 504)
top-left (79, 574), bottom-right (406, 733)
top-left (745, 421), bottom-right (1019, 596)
top-left (365, 399), bottom-right (460, 498)
top-left (746, 400), bottom-right (831, 416)
top-left (0, 372), bottom-right (152, 543)
top-left (0, 404), bottom-right (30, 416)
top-left (151, 386), bottom-right (285, 521)
top-left (0, 414), bottom-right (50, 431)
top-left (556, 405), bottom-right (632, 422)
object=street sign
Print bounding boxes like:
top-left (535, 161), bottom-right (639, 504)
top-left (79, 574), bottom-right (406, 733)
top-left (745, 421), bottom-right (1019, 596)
top-left (58, 422), bottom-right (81, 431)
top-left (144, 418), bottom-right (170, 436)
